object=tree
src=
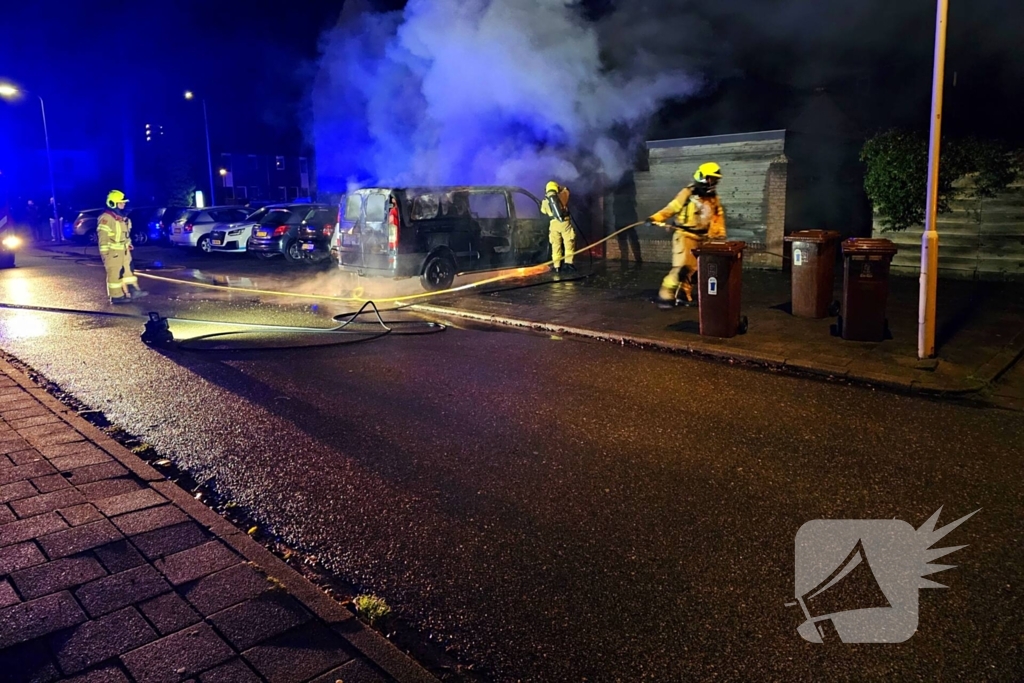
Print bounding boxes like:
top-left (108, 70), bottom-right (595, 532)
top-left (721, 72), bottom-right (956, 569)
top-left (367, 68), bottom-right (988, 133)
top-left (861, 130), bottom-right (1021, 232)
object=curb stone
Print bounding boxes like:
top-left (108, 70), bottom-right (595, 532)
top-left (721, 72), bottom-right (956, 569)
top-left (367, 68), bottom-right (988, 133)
top-left (0, 356), bottom-right (438, 683)
top-left (409, 303), bottom-right (994, 396)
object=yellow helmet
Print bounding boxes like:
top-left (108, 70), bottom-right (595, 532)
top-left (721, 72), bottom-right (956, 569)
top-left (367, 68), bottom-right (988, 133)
top-left (106, 190), bottom-right (129, 208)
top-left (545, 181), bottom-right (560, 194)
top-left (694, 163), bottom-right (723, 183)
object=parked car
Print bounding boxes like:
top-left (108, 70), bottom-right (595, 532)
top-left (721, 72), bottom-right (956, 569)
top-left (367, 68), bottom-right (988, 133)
top-left (69, 208), bottom-right (105, 243)
top-left (146, 206), bottom-right (190, 244)
top-left (68, 206), bottom-right (158, 245)
top-left (331, 186), bottom-right (549, 290)
top-left (208, 206), bottom-right (274, 254)
top-left (293, 205), bottom-right (340, 264)
top-left (247, 203), bottom-right (334, 263)
top-left (169, 207), bottom-right (251, 252)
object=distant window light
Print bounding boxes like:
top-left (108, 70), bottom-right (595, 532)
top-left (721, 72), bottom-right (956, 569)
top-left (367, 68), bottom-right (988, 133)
top-left (275, 156), bottom-right (286, 171)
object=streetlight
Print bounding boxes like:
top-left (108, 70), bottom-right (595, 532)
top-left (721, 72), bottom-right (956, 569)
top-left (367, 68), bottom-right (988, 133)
top-left (184, 90), bottom-right (216, 207)
top-left (0, 82), bottom-right (60, 241)
top-left (918, 0), bottom-right (949, 360)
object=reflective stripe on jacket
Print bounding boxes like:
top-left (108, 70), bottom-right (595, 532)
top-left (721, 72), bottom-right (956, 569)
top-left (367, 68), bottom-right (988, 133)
top-left (97, 210), bottom-right (131, 254)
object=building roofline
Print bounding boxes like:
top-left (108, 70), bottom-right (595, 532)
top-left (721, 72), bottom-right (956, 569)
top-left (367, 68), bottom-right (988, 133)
top-left (647, 130), bottom-right (787, 149)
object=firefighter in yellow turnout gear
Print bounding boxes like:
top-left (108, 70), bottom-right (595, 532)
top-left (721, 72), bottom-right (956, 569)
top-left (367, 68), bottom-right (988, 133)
top-left (97, 190), bottom-right (147, 304)
top-left (648, 163), bottom-right (726, 307)
top-left (541, 181), bottom-right (576, 273)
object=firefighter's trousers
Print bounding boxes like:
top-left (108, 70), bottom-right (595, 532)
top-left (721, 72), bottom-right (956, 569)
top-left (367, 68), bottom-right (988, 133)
top-left (102, 247), bottom-right (138, 298)
top-left (549, 219), bottom-right (575, 267)
top-left (659, 231), bottom-right (704, 302)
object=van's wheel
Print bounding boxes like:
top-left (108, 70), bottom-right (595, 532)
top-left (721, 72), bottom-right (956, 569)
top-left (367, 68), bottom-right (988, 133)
top-left (88, 230), bottom-right (98, 246)
top-left (421, 254), bottom-right (456, 291)
top-left (738, 315), bottom-right (749, 335)
top-left (254, 252), bottom-right (274, 260)
top-left (197, 236), bottom-right (212, 254)
top-left (132, 231), bottom-right (149, 246)
top-left (283, 240), bottom-right (304, 264)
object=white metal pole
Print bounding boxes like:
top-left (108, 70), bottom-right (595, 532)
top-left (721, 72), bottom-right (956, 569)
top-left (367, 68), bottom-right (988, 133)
top-left (918, 0), bottom-right (949, 360)
top-left (38, 95), bottom-right (61, 242)
top-left (202, 99), bottom-right (215, 206)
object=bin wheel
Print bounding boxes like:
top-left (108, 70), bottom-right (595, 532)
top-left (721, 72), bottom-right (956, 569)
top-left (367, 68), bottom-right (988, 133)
top-left (738, 316), bottom-right (749, 335)
top-left (831, 315), bottom-right (843, 337)
top-left (827, 300), bottom-right (840, 317)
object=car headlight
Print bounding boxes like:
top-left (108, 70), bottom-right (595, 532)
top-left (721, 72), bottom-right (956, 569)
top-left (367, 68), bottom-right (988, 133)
top-left (2, 235), bottom-right (22, 250)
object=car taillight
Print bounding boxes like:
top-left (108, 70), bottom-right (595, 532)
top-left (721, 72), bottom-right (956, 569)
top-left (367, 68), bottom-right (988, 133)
top-left (183, 223), bottom-right (194, 233)
top-left (322, 223), bottom-right (333, 237)
top-left (74, 219), bottom-right (84, 228)
top-left (273, 225), bottom-right (289, 237)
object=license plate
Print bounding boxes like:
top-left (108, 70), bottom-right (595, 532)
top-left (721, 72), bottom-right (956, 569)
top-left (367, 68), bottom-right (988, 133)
top-left (212, 240), bottom-right (223, 246)
top-left (301, 243), bottom-right (316, 251)
top-left (255, 230), bottom-right (269, 238)
top-left (173, 227), bottom-right (182, 234)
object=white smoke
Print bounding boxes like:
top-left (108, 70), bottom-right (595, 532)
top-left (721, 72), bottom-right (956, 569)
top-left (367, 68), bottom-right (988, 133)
top-left (312, 0), bottom-right (698, 193)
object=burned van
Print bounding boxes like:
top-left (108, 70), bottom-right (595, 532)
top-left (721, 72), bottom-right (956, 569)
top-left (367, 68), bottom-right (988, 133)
top-left (331, 186), bottom-right (551, 291)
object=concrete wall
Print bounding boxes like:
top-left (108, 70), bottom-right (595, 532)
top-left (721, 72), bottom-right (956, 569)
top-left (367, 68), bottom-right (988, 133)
top-left (606, 131), bottom-right (787, 269)
top-left (872, 179), bottom-right (1024, 281)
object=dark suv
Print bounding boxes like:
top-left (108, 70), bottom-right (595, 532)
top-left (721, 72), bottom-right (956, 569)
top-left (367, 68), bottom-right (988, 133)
top-left (247, 203), bottom-right (333, 263)
top-left (331, 186), bottom-right (549, 290)
top-left (294, 206), bottom-right (340, 264)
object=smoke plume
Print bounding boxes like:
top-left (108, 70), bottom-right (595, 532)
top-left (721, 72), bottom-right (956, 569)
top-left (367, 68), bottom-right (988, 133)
top-left (311, 0), bottom-right (698, 194)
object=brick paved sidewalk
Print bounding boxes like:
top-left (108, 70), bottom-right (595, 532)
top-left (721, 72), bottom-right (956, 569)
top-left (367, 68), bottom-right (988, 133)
top-left (0, 360), bottom-right (437, 683)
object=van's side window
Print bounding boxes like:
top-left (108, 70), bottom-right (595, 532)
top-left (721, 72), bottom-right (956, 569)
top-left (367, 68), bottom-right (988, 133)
top-left (365, 194), bottom-right (387, 222)
top-left (512, 192), bottom-right (542, 220)
top-left (469, 193), bottom-right (509, 219)
top-left (343, 194), bottom-right (361, 221)
top-left (411, 194), bottom-right (440, 221)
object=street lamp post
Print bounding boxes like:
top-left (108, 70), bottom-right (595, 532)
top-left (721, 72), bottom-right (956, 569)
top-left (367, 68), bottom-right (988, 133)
top-left (0, 83), bottom-right (61, 241)
top-left (185, 91), bottom-right (216, 207)
top-left (918, 0), bottom-right (949, 360)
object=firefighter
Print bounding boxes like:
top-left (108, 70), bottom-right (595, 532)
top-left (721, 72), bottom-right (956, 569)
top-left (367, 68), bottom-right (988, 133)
top-left (97, 190), bottom-right (148, 304)
top-left (647, 163), bottom-right (726, 308)
top-left (541, 181), bottom-right (576, 273)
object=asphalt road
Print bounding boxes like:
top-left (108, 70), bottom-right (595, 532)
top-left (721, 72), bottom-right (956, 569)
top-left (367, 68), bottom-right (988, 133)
top-left (1, 245), bottom-right (1022, 682)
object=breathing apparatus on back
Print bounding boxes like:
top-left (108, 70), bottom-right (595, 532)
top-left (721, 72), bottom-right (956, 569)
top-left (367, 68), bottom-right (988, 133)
top-left (545, 181), bottom-right (568, 222)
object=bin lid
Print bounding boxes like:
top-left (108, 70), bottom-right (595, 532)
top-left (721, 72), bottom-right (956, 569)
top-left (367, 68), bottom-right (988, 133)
top-left (842, 238), bottom-right (898, 256)
top-left (784, 230), bottom-right (840, 244)
top-left (692, 240), bottom-right (746, 257)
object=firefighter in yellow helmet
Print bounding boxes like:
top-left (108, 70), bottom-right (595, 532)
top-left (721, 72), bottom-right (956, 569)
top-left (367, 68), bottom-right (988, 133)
top-left (97, 190), bottom-right (148, 304)
top-left (647, 163), bottom-right (726, 308)
top-left (541, 181), bottom-right (576, 273)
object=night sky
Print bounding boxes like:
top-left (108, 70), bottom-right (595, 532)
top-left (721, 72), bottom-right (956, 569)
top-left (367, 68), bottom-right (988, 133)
top-left (1, 0), bottom-right (1021, 202)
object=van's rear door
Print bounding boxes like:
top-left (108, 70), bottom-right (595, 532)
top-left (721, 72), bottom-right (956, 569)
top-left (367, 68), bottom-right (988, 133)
top-left (360, 192), bottom-right (391, 271)
top-left (336, 192), bottom-right (364, 268)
